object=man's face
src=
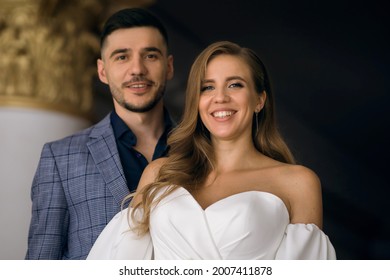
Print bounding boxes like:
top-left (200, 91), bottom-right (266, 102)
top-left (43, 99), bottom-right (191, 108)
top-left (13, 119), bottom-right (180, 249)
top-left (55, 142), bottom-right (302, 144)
top-left (98, 27), bottom-right (174, 113)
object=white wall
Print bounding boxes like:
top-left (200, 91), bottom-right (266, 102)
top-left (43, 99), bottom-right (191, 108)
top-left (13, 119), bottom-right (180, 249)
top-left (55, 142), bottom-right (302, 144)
top-left (0, 107), bottom-right (90, 259)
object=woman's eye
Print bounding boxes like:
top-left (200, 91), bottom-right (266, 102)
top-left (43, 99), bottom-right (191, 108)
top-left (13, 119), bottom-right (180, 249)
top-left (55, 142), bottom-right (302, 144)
top-left (201, 85), bottom-right (214, 92)
top-left (229, 82), bottom-right (243, 88)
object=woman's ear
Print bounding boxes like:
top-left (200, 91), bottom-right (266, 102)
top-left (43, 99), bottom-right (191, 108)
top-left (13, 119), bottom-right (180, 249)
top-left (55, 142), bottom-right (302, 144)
top-left (256, 91), bottom-right (267, 112)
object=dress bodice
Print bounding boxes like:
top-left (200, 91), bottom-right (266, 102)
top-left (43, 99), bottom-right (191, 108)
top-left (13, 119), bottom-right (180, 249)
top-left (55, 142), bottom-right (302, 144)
top-left (87, 186), bottom-right (336, 260)
top-left (150, 187), bottom-right (290, 259)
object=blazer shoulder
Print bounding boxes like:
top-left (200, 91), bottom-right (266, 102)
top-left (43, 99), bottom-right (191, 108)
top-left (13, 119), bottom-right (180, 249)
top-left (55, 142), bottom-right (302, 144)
top-left (45, 114), bottom-right (113, 155)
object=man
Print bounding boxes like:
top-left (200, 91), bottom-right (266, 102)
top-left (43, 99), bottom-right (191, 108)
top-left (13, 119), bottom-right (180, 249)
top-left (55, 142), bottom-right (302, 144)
top-left (26, 8), bottom-right (174, 259)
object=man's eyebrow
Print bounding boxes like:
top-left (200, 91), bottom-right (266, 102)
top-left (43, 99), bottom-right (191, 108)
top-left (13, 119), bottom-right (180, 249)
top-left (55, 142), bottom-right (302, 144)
top-left (109, 48), bottom-right (129, 59)
top-left (109, 47), bottom-right (163, 59)
top-left (144, 47), bottom-right (163, 55)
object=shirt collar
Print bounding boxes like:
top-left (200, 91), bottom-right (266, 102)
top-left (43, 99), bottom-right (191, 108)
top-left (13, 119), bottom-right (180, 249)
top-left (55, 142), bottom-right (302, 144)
top-left (110, 108), bottom-right (175, 146)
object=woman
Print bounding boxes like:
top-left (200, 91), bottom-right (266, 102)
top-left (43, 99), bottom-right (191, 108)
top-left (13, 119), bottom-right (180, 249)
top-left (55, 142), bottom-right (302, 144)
top-left (87, 41), bottom-right (336, 259)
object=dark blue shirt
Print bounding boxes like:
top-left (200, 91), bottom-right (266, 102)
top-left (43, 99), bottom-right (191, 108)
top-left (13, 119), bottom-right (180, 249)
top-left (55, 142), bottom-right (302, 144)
top-left (110, 109), bottom-right (174, 193)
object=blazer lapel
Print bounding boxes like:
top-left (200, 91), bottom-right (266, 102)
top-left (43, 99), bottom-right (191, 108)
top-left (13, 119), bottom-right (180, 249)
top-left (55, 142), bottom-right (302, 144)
top-left (87, 114), bottom-right (129, 206)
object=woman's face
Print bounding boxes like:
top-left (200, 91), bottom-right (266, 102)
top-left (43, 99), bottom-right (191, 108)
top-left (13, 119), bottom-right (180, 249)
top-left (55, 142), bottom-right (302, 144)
top-left (199, 54), bottom-right (263, 142)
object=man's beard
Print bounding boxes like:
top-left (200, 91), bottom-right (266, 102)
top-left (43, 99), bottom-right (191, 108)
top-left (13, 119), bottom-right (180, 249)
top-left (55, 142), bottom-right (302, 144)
top-left (123, 88), bottom-right (164, 113)
top-left (110, 82), bottom-right (166, 113)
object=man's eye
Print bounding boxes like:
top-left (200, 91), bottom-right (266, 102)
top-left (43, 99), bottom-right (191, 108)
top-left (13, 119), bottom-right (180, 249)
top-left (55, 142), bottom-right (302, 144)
top-left (145, 54), bottom-right (158, 60)
top-left (115, 55), bottom-right (127, 61)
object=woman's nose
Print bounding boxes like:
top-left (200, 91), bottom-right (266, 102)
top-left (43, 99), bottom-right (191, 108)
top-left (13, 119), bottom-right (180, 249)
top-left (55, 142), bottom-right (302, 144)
top-left (214, 88), bottom-right (230, 102)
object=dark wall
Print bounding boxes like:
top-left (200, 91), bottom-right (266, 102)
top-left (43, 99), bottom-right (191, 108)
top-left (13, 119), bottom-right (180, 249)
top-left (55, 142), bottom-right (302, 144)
top-left (93, 0), bottom-right (389, 259)
top-left (145, 0), bottom-right (390, 259)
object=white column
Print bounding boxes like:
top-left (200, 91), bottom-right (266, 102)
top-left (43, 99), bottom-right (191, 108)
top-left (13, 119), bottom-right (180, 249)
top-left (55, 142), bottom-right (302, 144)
top-left (0, 107), bottom-right (90, 259)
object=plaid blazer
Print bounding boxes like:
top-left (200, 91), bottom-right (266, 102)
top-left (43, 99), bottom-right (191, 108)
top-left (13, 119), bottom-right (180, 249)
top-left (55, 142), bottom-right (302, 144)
top-left (26, 114), bottom-right (130, 259)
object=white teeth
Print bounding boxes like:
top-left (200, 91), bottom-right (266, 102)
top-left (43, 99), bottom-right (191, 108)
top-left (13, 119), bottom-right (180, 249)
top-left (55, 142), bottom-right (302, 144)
top-left (130, 84), bottom-right (146, 88)
top-left (212, 111), bottom-right (233, 118)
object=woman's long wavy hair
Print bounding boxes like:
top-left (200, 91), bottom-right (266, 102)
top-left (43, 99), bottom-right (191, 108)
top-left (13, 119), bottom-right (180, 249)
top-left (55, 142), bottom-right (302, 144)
top-left (129, 41), bottom-right (295, 235)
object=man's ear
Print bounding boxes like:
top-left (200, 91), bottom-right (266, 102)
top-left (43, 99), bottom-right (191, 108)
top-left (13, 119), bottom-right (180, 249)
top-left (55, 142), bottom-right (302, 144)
top-left (97, 58), bottom-right (108, 85)
top-left (166, 55), bottom-right (174, 81)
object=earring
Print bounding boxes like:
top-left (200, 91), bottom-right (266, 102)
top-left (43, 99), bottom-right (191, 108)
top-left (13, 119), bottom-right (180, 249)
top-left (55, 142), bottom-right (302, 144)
top-left (255, 110), bottom-right (259, 135)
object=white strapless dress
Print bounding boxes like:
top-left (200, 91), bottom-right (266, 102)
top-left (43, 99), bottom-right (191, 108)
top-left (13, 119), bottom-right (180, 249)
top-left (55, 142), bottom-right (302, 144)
top-left (87, 187), bottom-right (336, 259)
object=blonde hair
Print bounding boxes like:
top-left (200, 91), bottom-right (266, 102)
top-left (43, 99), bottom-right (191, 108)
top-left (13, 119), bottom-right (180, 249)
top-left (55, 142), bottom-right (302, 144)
top-left (129, 41), bottom-right (295, 235)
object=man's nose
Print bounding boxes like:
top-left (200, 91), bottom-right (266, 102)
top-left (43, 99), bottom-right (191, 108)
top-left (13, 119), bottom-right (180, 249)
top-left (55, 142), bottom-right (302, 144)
top-left (129, 56), bottom-right (147, 76)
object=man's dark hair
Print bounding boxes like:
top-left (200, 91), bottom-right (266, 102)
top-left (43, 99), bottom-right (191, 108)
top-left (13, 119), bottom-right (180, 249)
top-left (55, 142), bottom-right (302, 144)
top-left (100, 8), bottom-right (169, 49)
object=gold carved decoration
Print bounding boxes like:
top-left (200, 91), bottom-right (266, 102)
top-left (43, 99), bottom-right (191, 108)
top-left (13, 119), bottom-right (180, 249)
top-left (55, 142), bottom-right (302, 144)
top-left (0, 0), bottom-right (155, 120)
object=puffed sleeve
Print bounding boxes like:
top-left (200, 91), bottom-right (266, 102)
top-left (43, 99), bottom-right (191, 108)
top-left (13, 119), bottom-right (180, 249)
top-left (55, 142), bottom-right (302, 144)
top-left (87, 208), bottom-right (153, 260)
top-left (275, 224), bottom-right (336, 260)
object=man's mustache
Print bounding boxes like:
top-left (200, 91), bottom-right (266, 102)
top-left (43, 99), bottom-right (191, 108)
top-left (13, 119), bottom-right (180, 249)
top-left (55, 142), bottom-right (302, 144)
top-left (122, 76), bottom-right (154, 87)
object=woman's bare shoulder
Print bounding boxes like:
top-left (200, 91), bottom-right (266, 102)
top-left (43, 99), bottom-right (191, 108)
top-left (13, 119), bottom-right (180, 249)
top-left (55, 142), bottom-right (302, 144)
top-left (148, 157), bottom-right (167, 172)
top-left (131, 157), bottom-right (168, 206)
top-left (282, 164), bottom-right (320, 187)
top-left (275, 164), bottom-right (323, 227)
